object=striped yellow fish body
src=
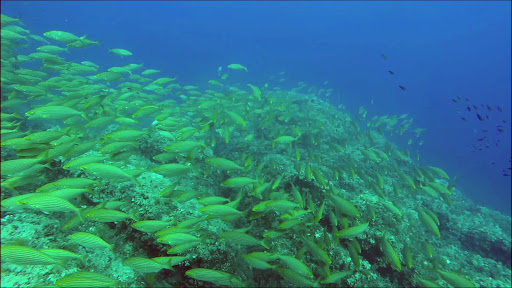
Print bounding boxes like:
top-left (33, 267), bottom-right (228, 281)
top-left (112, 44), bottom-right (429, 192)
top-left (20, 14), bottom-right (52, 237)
top-left (85, 116), bottom-right (115, 128)
top-left (221, 231), bottom-right (268, 249)
top-left (416, 278), bottom-right (440, 287)
top-left (108, 48), bottom-right (132, 56)
top-left (197, 196), bottom-right (230, 206)
top-left (55, 271), bottom-right (119, 287)
top-left (39, 248), bottom-right (84, 263)
top-left (278, 255), bottom-right (313, 278)
top-left (252, 200), bottom-right (299, 213)
top-left (124, 257), bottom-right (170, 273)
top-left (225, 110), bottom-right (246, 126)
top-left (25, 105), bottom-right (86, 120)
top-left (132, 105), bottom-right (159, 118)
top-left (329, 195), bottom-right (360, 218)
top-left (302, 237), bottom-right (331, 264)
top-left (46, 138), bottom-right (78, 159)
top-left (104, 129), bottom-right (146, 142)
top-left (37, 177), bottom-right (99, 192)
top-left (275, 268), bottom-right (317, 287)
top-left (221, 177), bottom-right (258, 188)
top-left (403, 243), bottom-right (413, 268)
top-left (424, 241), bottom-right (433, 257)
top-left (1, 193), bottom-right (39, 211)
top-left (347, 240), bottom-right (361, 269)
top-left (381, 201), bottom-right (402, 217)
top-left (334, 222), bottom-right (369, 239)
top-left (69, 232), bottom-right (113, 251)
top-left (418, 207), bottom-right (440, 237)
top-left (247, 84), bottom-right (261, 100)
top-left (376, 172), bottom-right (384, 189)
top-left (199, 204), bottom-right (243, 217)
top-left (205, 157), bottom-right (244, 171)
top-left (176, 216), bottom-right (207, 228)
top-left (83, 209), bottom-right (136, 222)
top-left (164, 141), bottom-right (204, 153)
top-left (99, 141), bottom-right (138, 154)
top-left (43, 188), bottom-right (90, 200)
top-left (151, 163), bottom-right (193, 177)
top-left (43, 30), bottom-right (80, 43)
top-left (382, 237), bottom-right (401, 271)
top-left (321, 270), bottom-right (351, 284)
top-left (428, 166), bottom-right (450, 179)
top-left (157, 232), bottom-right (201, 246)
top-left (157, 256), bottom-right (188, 267)
top-left (400, 172), bottom-right (416, 189)
top-left (242, 254), bottom-right (276, 270)
top-left (1, 137), bottom-right (42, 150)
top-left (185, 268), bottom-right (245, 287)
top-left (23, 129), bottom-right (68, 144)
top-left (227, 63), bottom-right (248, 71)
top-left (167, 242), bottom-right (200, 254)
top-left (131, 220), bottom-right (171, 233)
top-left (420, 185), bottom-right (439, 197)
top-left (63, 155), bottom-right (108, 169)
top-left (422, 207), bottom-right (440, 225)
top-left (437, 269), bottom-right (476, 288)
top-left (80, 163), bottom-right (139, 185)
top-left (1, 245), bottom-right (63, 266)
top-left (17, 195), bottom-right (83, 220)
top-left (274, 135), bottom-right (297, 145)
top-left (141, 69), bottom-right (160, 75)
top-left (1, 157), bottom-right (43, 176)
top-left (428, 181), bottom-right (451, 195)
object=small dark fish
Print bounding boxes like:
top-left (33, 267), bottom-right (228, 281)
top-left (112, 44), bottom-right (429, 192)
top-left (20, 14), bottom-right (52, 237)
top-left (476, 113), bottom-right (484, 121)
top-left (486, 104), bottom-right (493, 111)
top-left (482, 129), bottom-right (488, 132)
top-left (388, 70), bottom-right (395, 75)
top-left (476, 136), bottom-right (486, 141)
top-left (381, 54), bottom-right (389, 60)
top-left (480, 104), bottom-right (485, 108)
top-left (457, 96), bottom-right (463, 101)
top-left (497, 106), bottom-right (503, 112)
top-left (491, 162), bottom-right (496, 165)
top-left (503, 120), bottom-right (507, 123)
top-left (473, 104), bottom-right (478, 110)
top-left (503, 173), bottom-right (510, 176)
top-left (465, 98), bottom-right (470, 102)
top-left (466, 106), bottom-right (471, 112)
top-left (485, 115), bottom-right (490, 120)
top-left (461, 116), bottom-right (467, 121)
top-left (497, 127), bottom-right (504, 133)
top-left (398, 85), bottom-right (406, 91)
top-left (451, 98), bottom-right (458, 103)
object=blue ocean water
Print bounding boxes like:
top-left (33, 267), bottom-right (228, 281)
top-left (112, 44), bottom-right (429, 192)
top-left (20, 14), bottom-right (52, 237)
top-left (2, 0), bottom-right (510, 216)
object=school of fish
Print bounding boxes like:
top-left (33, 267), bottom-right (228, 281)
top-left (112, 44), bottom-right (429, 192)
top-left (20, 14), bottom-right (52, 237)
top-left (1, 13), bottom-right (509, 288)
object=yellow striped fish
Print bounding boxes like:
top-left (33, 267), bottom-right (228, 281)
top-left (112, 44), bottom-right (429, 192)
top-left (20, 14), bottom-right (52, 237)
top-left (1, 245), bottom-right (63, 266)
top-left (69, 232), bottom-right (113, 251)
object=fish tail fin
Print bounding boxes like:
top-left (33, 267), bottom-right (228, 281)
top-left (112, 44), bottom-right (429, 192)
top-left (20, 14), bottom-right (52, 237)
top-left (77, 208), bottom-right (86, 223)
